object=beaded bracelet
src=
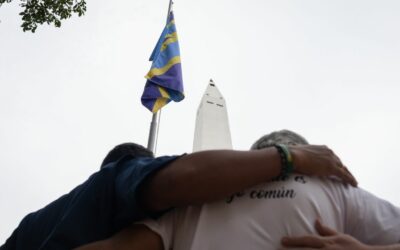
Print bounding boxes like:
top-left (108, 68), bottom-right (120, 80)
top-left (273, 144), bottom-right (294, 177)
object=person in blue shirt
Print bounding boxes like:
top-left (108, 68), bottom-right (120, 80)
top-left (1, 141), bottom-right (357, 250)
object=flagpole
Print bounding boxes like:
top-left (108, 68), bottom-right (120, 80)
top-left (147, 110), bottom-right (161, 153)
top-left (146, 0), bottom-right (174, 154)
top-left (166, 0), bottom-right (173, 21)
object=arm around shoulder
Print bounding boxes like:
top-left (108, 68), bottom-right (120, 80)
top-left (139, 148), bottom-right (282, 212)
top-left (139, 144), bottom-right (356, 213)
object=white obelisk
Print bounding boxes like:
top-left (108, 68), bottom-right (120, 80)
top-left (193, 79), bottom-right (232, 152)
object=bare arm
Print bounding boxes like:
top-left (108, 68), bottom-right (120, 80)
top-left (282, 219), bottom-right (400, 250)
top-left (73, 224), bottom-right (163, 250)
top-left (140, 145), bottom-right (357, 212)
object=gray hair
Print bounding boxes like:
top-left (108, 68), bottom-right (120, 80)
top-left (251, 129), bottom-right (309, 150)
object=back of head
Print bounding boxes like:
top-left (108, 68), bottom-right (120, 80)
top-left (101, 142), bottom-right (154, 169)
top-left (251, 129), bottom-right (309, 150)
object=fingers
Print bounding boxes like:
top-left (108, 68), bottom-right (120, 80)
top-left (330, 165), bottom-right (358, 187)
top-left (331, 152), bottom-right (344, 169)
top-left (292, 144), bottom-right (358, 187)
top-left (315, 219), bottom-right (337, 236)
top-left (342, 166), bottom-right (358, 187)
top-left (281, 236), bottom-right (324, 248)
top-left (327, 147), bottom-right (358, 187)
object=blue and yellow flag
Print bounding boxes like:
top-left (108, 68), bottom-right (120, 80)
top-left (141, 12), bottom-right (184, 113)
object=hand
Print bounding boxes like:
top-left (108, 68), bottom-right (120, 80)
top-left (289, 145), bottom-right (357, 187)
top-left (281, 218), bottom-right (369, 250)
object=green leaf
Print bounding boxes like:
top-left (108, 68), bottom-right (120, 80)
top-left (1, 0), bottom-right (87, 32)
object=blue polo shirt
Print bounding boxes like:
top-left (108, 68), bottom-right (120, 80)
top-left (1, 155), bottom-right (179, 250)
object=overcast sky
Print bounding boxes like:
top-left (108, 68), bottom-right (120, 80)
top-left (1, 0), bottom-right (400, 243)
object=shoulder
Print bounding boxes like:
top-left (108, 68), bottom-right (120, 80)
top-left (118, 155), bottom-right (184, 173)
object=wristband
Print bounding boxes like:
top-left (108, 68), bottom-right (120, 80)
top-left (273, 144), bottom-right (294, 177)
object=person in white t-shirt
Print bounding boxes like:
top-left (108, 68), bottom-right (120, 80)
top-left (140, 130), bottom-right (400, 250)
top-left (75, 130), bottom-right (400, 250)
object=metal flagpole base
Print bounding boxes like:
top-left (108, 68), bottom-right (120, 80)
top-left (147, 110), bottom-right (161, 154)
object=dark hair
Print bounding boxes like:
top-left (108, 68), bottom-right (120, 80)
top-left (101, 142), bottom-right (154, 168)
top-left (251, 129), bottom-right (309, 150)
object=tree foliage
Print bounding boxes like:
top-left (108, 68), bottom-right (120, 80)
top-left (0, 0), bottom-right (87, 32)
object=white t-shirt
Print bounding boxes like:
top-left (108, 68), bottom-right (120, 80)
top-left (141, 175), bottom-right (400, 250)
